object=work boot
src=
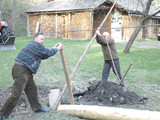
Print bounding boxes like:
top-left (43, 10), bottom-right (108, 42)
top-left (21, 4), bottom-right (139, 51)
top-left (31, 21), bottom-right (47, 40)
top-left (120, 81), bottom-right (125, 87)
top-left (35, 108), bottom-right (49, 113)
top-left (0, 115), bottom-right (3, 120)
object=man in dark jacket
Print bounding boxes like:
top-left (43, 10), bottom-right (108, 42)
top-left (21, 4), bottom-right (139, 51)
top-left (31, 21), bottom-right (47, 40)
top-left (95, 29), bottom-right (124, 86)
top-left (0, 32), bottom-right (63, 120)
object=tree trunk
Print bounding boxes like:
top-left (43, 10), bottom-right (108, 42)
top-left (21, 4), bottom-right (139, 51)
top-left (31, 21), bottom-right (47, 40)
top-left (57, 105), bottom-right (160, 120)
top-left (123, 18), bottom-right (146, 53)
top-left (0, 0), bottom-right (2, 20)
top-left (12, 0), bottom-right (16, 33)
top-left (123, 0), bottom-right (153, 53)
top-left (0, 0), bottom-right (1, 11)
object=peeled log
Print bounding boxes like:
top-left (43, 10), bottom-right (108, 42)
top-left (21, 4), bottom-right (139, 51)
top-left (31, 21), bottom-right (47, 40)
top-left (57, 105), bottom-right (160, 120)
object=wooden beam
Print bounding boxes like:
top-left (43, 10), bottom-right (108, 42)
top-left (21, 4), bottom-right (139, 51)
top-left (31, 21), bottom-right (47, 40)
top-left (106, 39), bottom-right (121, 83)
top-left (35, 21), bottom-right (40, 33)
top-left (55, 13), bottom-right (58, 38)
top-left (55, 1), bottom-right (117, 110)
top-left (57, 105), bottom-right (160, 120)
top-left (128, 13), bottom-right (135, 27)
top-left (90, 11), bottom-right (94, 39)
top-left (27, 15), bottom-right (30, 37)
top-left (60, 50), bottom-right (74, 105)
top-left (70, 0), bottom-right (117, 79)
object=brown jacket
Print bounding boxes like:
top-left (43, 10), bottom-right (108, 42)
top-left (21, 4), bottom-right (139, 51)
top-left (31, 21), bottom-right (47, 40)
top-left (96, 35), bottom-right (119, 61)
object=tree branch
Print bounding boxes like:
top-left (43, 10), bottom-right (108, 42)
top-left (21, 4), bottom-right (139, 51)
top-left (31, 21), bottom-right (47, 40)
top-left (150, 9), bottom-right (160, 16)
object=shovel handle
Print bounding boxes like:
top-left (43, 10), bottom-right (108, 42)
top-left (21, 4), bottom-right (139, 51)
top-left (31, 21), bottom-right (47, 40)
top-left (121, 63), bottom-right (133, 82)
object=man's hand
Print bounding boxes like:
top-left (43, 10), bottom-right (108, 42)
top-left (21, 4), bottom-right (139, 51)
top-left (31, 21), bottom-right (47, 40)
top-left (54, 43), bottom-right (59, 48)
top-left (95, 28), bottom-right (101, 36)
top-left (53, 42), bottom-right (64, 50)
top-left (57, 42), bottom-right (64, 50)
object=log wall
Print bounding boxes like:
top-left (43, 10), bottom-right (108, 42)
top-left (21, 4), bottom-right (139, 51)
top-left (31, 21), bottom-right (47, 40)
top-left (28, 12), bottom-right (92, 39)
top-left (93, 12), bottom-right (111, 35)
top-left (69, 12), bottom-right (92, 39)
top-left (149, 18), bottom-right (160, 38)
top-left (41, 14), bottom-right (56, 37)
top-left (122, 15), bottom-right (142, 41)
top-left (28, 11), bottom-right (159, 40)
top-left (29, 14), bottom-right (41, 36)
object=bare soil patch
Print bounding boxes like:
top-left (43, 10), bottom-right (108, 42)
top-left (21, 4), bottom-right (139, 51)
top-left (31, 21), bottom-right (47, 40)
top-left (0, 81), bottom-right (146, 119)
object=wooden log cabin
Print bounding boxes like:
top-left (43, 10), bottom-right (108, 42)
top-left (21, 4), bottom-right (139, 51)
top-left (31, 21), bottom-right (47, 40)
top-left (26, 0), bottom-right (160, 41)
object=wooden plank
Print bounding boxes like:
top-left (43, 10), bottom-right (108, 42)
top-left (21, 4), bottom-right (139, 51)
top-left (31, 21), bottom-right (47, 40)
top-left (35, 21), bottom-right (40, 33)
top-left (60, 49), bottom-right (74, 105)
top-left (27, 15), bottom-right (31, 37)
top-left (55, 13), bottom-right (58, 38)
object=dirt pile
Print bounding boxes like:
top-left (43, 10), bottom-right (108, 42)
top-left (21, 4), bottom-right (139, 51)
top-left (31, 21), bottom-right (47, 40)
top-left (76, 81), bottom-right (145, 106)
top-left (0, 81), bottom-right (146, 119)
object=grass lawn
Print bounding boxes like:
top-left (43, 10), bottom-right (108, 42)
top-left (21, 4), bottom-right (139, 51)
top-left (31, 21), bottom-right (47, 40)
top-left (0, 37), bottom-right (160, 119)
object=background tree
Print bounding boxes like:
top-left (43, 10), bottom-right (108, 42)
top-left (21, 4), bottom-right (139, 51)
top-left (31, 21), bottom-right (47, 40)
top-left (0, 0), bottom-right (47, 36)
top-left (123, 0), bottom-right (160, 53)
top-left (0, 0), bottom-right (1, 21)
top-left (12, 0), bottom-right (16, 34)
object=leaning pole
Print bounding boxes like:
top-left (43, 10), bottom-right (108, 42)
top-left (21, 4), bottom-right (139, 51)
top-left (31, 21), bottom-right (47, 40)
top-left (54, 0), bottom-right (117, 110)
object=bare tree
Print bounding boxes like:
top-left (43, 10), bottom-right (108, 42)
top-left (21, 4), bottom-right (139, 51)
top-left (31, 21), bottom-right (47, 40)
top-left (0, 0), bottom-right (1, 11)
top-left (123, 0), bottom-right (160, 53)
top-left (0, 0), bottom-right (2, 21)
top-left (12, 0), bottom-right (16, 33)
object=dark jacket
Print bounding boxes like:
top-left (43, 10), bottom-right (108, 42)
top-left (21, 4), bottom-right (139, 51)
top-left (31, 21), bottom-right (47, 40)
top-left (96, 35), bottom-right (119, 61)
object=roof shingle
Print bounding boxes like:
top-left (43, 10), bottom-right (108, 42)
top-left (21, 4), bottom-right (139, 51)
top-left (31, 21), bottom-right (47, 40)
top-left (26, 0), bottom-right (160, 17)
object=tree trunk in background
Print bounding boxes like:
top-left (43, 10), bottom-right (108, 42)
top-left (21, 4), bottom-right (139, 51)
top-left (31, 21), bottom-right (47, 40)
top-left (123, 18), bottom-right (146, 53)
top-left (123, 0), bottom-right (153, 53)
top-left (0, 0), bottom-right (1, 11)
top-left (0, 0), bottom-right (2, 20)
top-left (12, 0), bottom-right (16, 33)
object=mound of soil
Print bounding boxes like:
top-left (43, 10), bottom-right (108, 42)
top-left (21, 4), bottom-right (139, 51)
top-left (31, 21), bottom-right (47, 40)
top-left (0, 81), bottom-right (146, 119)
top-left (76, 81), bottom-right (145, 106)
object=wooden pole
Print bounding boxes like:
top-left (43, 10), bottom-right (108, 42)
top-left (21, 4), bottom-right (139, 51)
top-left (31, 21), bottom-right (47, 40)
top-left (35, 22), bottom-right (40, 33)
top-left (54, 84), bottom-right (67, 110)
top-left (55, 13), bottom-right (58, 38)
top-left (106, 40), bottom-right (121, 83)
top-left (60, 50), bottom-right (74, 104)
top-left (70, 0), bottom-right (117, 79)
top-left (57, 105), bottom-right (160, 120)
top-left (120, 63), bottom-right (133, 82)
top-left (55, 1), bottom-right (117, 110)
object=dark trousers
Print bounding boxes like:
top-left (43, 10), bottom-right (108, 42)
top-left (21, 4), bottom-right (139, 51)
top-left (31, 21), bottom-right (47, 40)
top-left (0, 64), bottom-right (41, 118)
top-left (102, 58), bottom-right (121, 81)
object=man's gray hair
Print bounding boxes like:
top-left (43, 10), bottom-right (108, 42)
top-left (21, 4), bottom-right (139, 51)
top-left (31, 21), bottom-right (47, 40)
top-left (102, 32), bottom-right (110, 37)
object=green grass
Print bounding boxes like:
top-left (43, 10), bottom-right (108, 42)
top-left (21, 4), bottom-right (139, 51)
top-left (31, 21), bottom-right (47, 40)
top-left (1, 37), bottom-right (160, 119)
top-left (135, 38), bottom-right (159, 43)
